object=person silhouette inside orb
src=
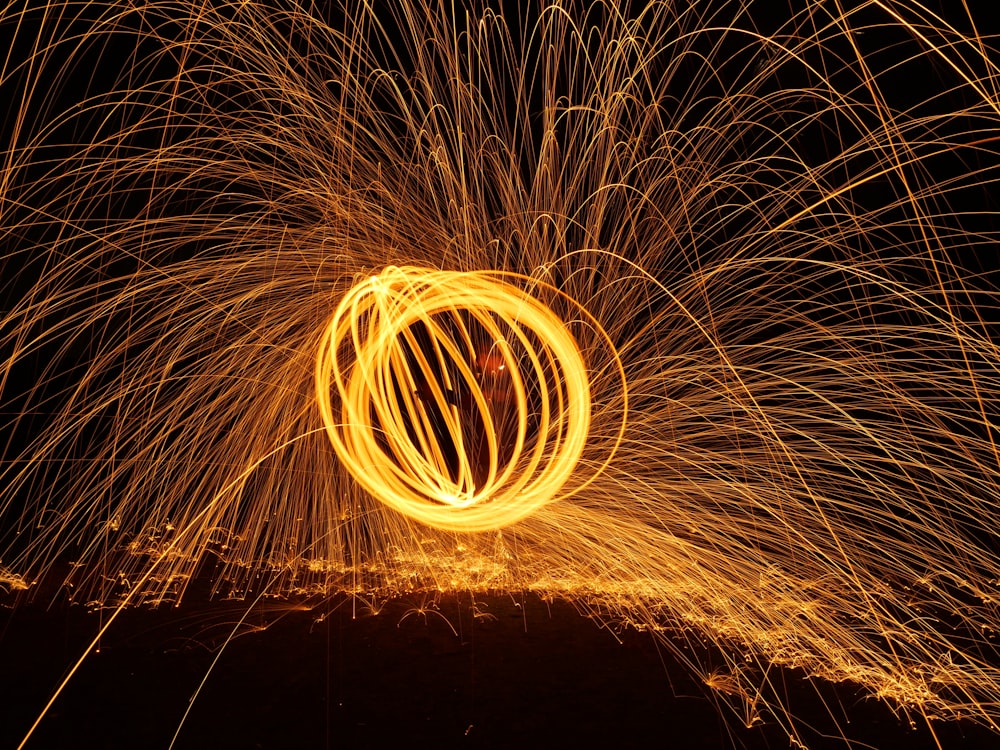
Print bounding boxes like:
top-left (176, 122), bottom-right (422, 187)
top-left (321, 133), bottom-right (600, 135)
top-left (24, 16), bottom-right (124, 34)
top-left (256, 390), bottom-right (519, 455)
top-left (410, 343), bottom-right (519, 493)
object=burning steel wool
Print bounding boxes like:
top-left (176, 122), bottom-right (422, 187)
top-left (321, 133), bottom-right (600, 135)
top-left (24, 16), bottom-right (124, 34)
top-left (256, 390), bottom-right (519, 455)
top-left (3, 1), bottom-right (1000, 746)
top-left (316, 265), bottom-right (623, 531)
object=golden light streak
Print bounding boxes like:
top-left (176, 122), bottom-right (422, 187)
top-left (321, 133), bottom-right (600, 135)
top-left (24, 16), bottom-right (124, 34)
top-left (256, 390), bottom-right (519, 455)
top-left (2, 0), bottom-right (1000, 746)
top-left (315, 265), bottom-right (613, 532)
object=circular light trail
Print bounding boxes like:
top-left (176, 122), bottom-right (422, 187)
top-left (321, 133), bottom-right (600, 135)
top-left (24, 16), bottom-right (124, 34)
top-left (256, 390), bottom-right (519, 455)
top-left (316, 266), bottom-right (599, 532)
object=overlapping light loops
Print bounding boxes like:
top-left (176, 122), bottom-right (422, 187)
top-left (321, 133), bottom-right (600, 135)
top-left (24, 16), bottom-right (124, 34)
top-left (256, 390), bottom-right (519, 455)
top-left (316, 266), bottom-right (607, 532)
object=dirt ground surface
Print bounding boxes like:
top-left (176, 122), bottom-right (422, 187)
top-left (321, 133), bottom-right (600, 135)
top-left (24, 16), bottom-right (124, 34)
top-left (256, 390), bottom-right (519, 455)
top-left (2, 588), bottom-right (996, 749)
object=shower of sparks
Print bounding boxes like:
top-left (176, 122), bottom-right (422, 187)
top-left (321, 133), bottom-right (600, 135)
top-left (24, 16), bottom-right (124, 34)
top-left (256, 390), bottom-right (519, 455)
top-left (3, 0), bottom-right (1000, 745)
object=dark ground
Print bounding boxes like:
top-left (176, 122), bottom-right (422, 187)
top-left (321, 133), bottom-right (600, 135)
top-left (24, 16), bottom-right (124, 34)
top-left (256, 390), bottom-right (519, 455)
top-left (2, 586), bottom-right (997, 750)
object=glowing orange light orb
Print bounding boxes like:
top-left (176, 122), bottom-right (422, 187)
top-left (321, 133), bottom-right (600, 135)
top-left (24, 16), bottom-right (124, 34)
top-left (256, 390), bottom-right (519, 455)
top-left (316, 266), bottom-right (595, 532)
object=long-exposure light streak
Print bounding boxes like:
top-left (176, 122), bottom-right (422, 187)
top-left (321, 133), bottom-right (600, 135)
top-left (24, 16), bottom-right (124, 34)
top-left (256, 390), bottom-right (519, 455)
top-left (316, 265), bottom-right (618, 531)
top-left (2, 1), bottom-right (1000, 746)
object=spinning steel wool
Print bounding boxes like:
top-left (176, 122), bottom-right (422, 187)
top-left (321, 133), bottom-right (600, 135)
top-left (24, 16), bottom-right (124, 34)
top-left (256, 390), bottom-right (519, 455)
top-left (3, 1), bottom-right (1000, 745)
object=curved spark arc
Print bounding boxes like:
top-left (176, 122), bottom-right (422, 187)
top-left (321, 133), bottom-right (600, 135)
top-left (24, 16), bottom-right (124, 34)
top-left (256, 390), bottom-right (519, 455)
top-left (2, 0), bottom-right (1000, 744)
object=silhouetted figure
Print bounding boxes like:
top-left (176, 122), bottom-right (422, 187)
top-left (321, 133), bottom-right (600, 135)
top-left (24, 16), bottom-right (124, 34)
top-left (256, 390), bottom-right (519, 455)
top-left (408, 346), bottom-right (518, 493)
